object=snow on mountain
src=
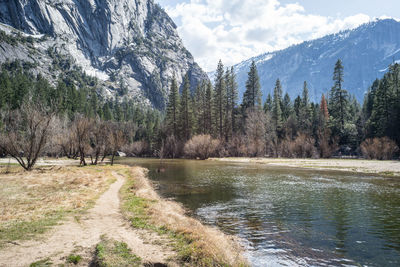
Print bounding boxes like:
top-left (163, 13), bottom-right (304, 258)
top-left (225, 19), bottom-right (400, 103)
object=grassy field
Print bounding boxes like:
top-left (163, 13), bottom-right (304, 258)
top-left (0, 164), bottom-right (116, 248)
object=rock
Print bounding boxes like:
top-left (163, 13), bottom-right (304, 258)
top-left (117, 151), bottom-right (127, 157)
top-left (0, 0), bottom-right (208, 109)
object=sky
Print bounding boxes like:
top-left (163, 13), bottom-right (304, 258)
top-left (156, 0), bottom-right (400, 72)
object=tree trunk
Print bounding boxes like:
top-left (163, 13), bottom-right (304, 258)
top-left (111, 153), bottom-right (115, 166)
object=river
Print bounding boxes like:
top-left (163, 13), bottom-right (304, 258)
top-left (118, 158), bottom-right (400, 266)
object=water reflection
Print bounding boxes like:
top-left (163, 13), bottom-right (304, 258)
top-left (119, 158), bottom-right (400, 267)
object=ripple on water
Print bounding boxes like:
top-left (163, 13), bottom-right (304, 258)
top-left (125, 159), bottom-right (400, 267)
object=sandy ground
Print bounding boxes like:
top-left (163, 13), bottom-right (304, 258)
top-left (0, 171), bottom-right (177, 266)
top-left (0, 157), bottom-right (79, 166)
top-left (211, 157), bottom-right (400, 176)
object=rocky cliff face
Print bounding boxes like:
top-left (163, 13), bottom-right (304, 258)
top-left (0, 0), bottom-right (208, 109)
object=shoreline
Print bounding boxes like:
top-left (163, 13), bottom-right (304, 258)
top-left (209, 157), bottom-right (400, 177)
top-left (122, 166), bottom-right (248, 266)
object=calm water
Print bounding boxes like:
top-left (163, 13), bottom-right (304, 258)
top-left (118, 158), bottom-right (400, 266)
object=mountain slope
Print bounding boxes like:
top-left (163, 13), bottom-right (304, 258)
top-left (232, 19), bottom-right (400, 102)
top-left (0, 0), bottom-right (208, 109)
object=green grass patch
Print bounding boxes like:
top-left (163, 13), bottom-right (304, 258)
top-left (0, 210), bottom-right (66, 248)
top-left (29, 258), bottom-right (52, 267)
top-left (66, 254), bottom-right (82, 265)
top-left (94, 236), bottom-right (141, 267)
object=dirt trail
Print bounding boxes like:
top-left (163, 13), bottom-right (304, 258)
top-left (0, 172), bottom-right (176, 266)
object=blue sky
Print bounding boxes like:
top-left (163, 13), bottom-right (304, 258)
top-left (156, 0), bottom-right (400, 71)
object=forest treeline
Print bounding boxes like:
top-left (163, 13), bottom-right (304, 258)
top-left (0, 59), bottom-right (399, 170)
top-left (163, 59), bottom-right (400, 160)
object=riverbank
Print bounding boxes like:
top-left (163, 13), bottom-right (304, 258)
top-left (0, 163), bottom-right (247, 266)
top-left (210, 157), bottom-right (400, 176)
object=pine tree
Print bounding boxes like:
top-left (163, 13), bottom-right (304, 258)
top-left (224, 67), bottom-right (238, 140)
top-left (298, 81), bottom-right (312, 132)
top-left (229, 67), bottom-right (238, 134)
top-left (328, 59), bottom-right (349, 140)
top-left (103, 102), bottom-right (113, 121)
top-left (263, 93), bottom-right (273, 113)
top-left (213, 60), bottom-right (226, 139)
top-left (0, 71), bottom-right (12, 109)
top-left (224, 68), bottom-right (232, 141)
top-left (243, 61), bottom-right (262, 110)
top-left (294, 95), bottom-right (301, 118)
top-left (388, 63), bottom-right (400, 143)
top-left (194, 82), bottom-right (206, 134)
top-left (178, 74), bottom-right (193, 141)
top-left (282, 93), bottom-right (292, 121)
top-left (363, 79), bottom-right (379, 122)
top-left (272, 79), bottom-right (283, 132)
top-left (205, 81), bottom-right (213, 135)
top-left (165, 75), bottom-right (180, 136)
top-left (302, 81), bottom-right (310, 108)
top-left (329, 59), bottom-right (349, 133)
top-left (369, 76), bottom-right (393, 137)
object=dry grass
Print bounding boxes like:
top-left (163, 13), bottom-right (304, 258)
top-left (121, 167), bottom-right (248, 266)
top-left (0, 165), bottom-right (117, 246)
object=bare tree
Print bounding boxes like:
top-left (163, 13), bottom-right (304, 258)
top-left (109, 122), bottom-right (126, 165)
top-left (0, 103), bottom-right (55, 171)
top-left (89, 120), bottom-right (109, 165)
top-left (245, 108), bottom-right (267, 157)
top-left (55, 115), bottom-right (79, 159)
top-left (163, 134), bottom-right (182, 158)
top-left (72, 116), bottom-right (93, 166)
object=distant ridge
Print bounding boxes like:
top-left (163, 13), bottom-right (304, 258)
top-left (220, 19), bottom-right (400, 102)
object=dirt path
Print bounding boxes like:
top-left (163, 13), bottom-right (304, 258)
top-left (0, 172), bottom-right (176, 266)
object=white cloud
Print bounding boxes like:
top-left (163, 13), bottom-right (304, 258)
top-left (163, 0), bottom-right (372, 71)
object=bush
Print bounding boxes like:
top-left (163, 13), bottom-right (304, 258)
top-left (360, 137), bottom-right (398, 160)
top-left (122, 141), bottom-right (149, 157)
top-left (280, 134), bottom-right (317, 158)
top-left (184, 135), bottom-right (220, 160)
top-left (163, 135), bottom-right (182, 158)
top-left (317, 129), bottom-right (339, 158)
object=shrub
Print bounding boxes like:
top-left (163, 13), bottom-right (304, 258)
top-left (184, 135), bottom-right (220, 160)
top-left (280, 134), bottom-right (317, 158)
top-left (317, 129), bottom-right (339, 158)
top-left (122, 141), bottom-right (149, 157)
top-left (360, 137), bottom-right (398, 160)
top-left (163, 135), bottom-right (182, 158)
top-left (292, 134), bottom-right (317, 158)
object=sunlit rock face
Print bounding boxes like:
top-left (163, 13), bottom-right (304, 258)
top-left (0, 0), bottom-right (208, 109)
